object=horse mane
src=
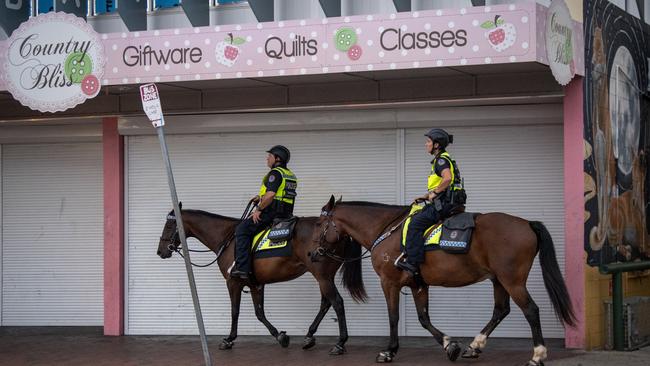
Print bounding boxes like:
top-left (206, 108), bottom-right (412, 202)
top-left (337, 201), bottom-right (408, 210)
top-left (184, 209), bottom-right (239, 222)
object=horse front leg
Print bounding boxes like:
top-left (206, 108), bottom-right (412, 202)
top-left (219, 279), bottom-right (243, 350)
top-left (303, 294), bottom-right (331, 350)
top-left (376, 280), bottom-right (401, 363)
top-left (317, 279), bottom-right (348, 355)
top-left (462, 278), bottom-right (510, 359)
top-left (411, 285), bottom-right (461, 361)
top-left (249, 285), bottom-right (290, 348)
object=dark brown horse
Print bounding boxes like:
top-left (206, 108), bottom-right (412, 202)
top-left (315, 196), bottom-right (575, 365)
top-left (157, 206), bottom-right (367, 354)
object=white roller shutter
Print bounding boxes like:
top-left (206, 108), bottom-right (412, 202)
top-left (1, 143), bottom-right (104, 326)
top-left (127, 129), bottom-right (398, 335)
top-left (403, 122), bottom-right (565, 338)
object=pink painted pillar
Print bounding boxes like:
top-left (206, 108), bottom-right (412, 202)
top-left (103, 117), bottom-right (125, 336)
top-left (563, 76), bottom-right (585, 349)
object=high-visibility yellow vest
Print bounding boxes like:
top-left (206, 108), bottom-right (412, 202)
top-left (427, 151), bottom-right (462, 193)
top-left (259, 167), bottom-right (298, 204)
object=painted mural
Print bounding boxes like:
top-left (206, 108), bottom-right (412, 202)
top-left (585, 0), bottom-right (650, 265)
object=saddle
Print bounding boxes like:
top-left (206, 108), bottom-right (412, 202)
top-left (251, 216), bottom-right (298, 257)
top-left (267, 216), bottom-right (298, 242)
top-left (402, 204), bottom-right (477, 254)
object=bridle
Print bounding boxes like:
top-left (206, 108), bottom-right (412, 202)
top-left (159, 215), bottom-right (222, 268)
top-left (313, 207), bottom-right (372, 263)
top-left (314, 204), bottom-right (414, 262)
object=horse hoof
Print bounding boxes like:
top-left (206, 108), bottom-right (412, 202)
top-left (446, 341), bottom-right (461, 362)
top-left (461, 346), bottom-right (481, 359)
top-left (277, 331), bottom-right (290, 348)
top-left (302, 336), bottom-right (316, 350)
top-left (219, 339), bottom-right (234, 350)
top-left (329, 344), bottom-right (346, 356)
top-left (376, 351), bottom-right (394, 363)
top-left (524, 361), bottom-right (544, 366)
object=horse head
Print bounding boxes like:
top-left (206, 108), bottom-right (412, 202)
top-left (157, 203), bottom-right (182, 258)
top-left (314, 195), bottom-right (347, 248)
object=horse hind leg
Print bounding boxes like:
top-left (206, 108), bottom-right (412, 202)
top-left (462, 278), bottom-right (511, 359)
top-left (506, 284), bottom-right (546, 366)
top-left (411, 286), bottom-right (461, 362)
top-left (303, 294), bottom-right (331, 350)
top-left (249, 286), bottom-right (290, 348)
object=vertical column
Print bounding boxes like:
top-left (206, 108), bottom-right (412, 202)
top-left (103, 117), bottom-right (124, 336)
top-left (563, 76), bottom-right (585, 348)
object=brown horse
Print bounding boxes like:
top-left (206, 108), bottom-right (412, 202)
top-left (314, 196), bottom-right (575, 365)
top-left (157, 205), bottom-right (367, 355)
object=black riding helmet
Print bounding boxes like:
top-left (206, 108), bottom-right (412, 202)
top-left (424, 128), bottom-right (453, 150)
top-left (267, 145), bottom-right (291, 164)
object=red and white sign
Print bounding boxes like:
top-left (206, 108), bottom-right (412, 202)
top-left (140, 83), bottom-right (164, 127)
top-left (2, 12), bottom-right (105, 112)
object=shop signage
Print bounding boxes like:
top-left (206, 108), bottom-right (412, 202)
top-left (2, 12), bottom-right (105, 112)
top-left (545, 0), bottom-right (575, 85)
top-left (101, 2), bottom-right (534, 85)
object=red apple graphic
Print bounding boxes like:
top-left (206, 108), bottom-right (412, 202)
top-left (482, 15), bottom-right (516, 52)
top-left (215, 33), bottom-right (245, 67)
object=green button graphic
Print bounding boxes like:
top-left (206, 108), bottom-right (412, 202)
top-left (335, 28), bottom-right (357, 52)
top-left (65, 52), bottom-right (93, 84)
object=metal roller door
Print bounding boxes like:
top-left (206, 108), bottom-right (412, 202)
top-left (126, 129), bottom-right (399, 335)
top-left (403, 123), bottom-right (565, 338)
top-left (1, 143), bottom-right (104, 326)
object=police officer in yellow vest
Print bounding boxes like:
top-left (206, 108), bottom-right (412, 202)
top-left (397, 129), bottom-right (466, 277)
top-left (231, 145), bottom-right (298, 280)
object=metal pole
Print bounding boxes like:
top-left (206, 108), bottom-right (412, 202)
top-left (612, 271), bottom-right (623, 351)
top-left (155, 120), bottom-right (213, 366)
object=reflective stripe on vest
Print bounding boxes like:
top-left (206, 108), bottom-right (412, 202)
top-left (258, 167), bottom-right (298, 204)
top-left (427, 151), bottom-right (461, 192)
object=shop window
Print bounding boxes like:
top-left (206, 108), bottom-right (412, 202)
top-left (95, 0), bottom-right (116, 14)
top-left (218, 0), bottom-right (245, 4)
top-left (37, 0), bottom-right (54, 14)
top-left (155, 0), bottom-right (180, 8)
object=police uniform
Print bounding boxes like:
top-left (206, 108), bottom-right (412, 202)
top-left (234, 165), bottom-right (298, 275)
top-left (404, 150), bottom-right (463, 267)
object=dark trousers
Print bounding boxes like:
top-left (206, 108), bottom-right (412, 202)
top-left (404, 200), bottom-right (451, 266)
top-left (234, 210), bottom-right (274, 273)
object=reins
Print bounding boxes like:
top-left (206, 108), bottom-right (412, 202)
top-left (316, 205), bottom-right (413, 263)
top-left (170, 199), bottom-right (256, 268)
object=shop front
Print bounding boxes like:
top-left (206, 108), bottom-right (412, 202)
top-left (0, 0), bottom-right (586, 347)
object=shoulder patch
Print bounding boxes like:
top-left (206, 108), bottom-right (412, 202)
top-left (268, 174), bottom-right (276, 182)
top-left (438, 159), bottom-right (446, 166)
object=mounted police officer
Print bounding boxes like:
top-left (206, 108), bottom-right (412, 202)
top-left (397, 128), bottom-right (466, 277)
top-left (231, 145), bottom-right (298, 280)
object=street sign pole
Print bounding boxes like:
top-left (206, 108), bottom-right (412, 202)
top-left (140, 84), bottom-right (213, 366)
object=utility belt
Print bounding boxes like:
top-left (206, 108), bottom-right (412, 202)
top-left (264, 200), bottom-right (294, 218)
top-left (429, 188), bottom-right (466, 211)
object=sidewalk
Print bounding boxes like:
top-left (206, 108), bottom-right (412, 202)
top-left (1, 327), bottom-right (647, 366)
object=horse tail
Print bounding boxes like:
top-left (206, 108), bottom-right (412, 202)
top-left (529, 221), bottom-right (576, 327)
top-left (341, 238), bottom-right (368, 303)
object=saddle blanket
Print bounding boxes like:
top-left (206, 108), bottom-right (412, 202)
top-left (401, 204), bottom-right (476, 254)
top-left (251, 228), bottom-right (293, 259)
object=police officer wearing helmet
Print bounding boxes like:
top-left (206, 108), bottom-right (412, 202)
top-left (397, 129), bottom-right (466, 277)
top-left (231, 145), bottom-right (298, 280)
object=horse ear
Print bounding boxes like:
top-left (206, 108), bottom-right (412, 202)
top-left (326, 195), bottom-right (336, 210)
top-left (336, 195), bottom-right (343, 203)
